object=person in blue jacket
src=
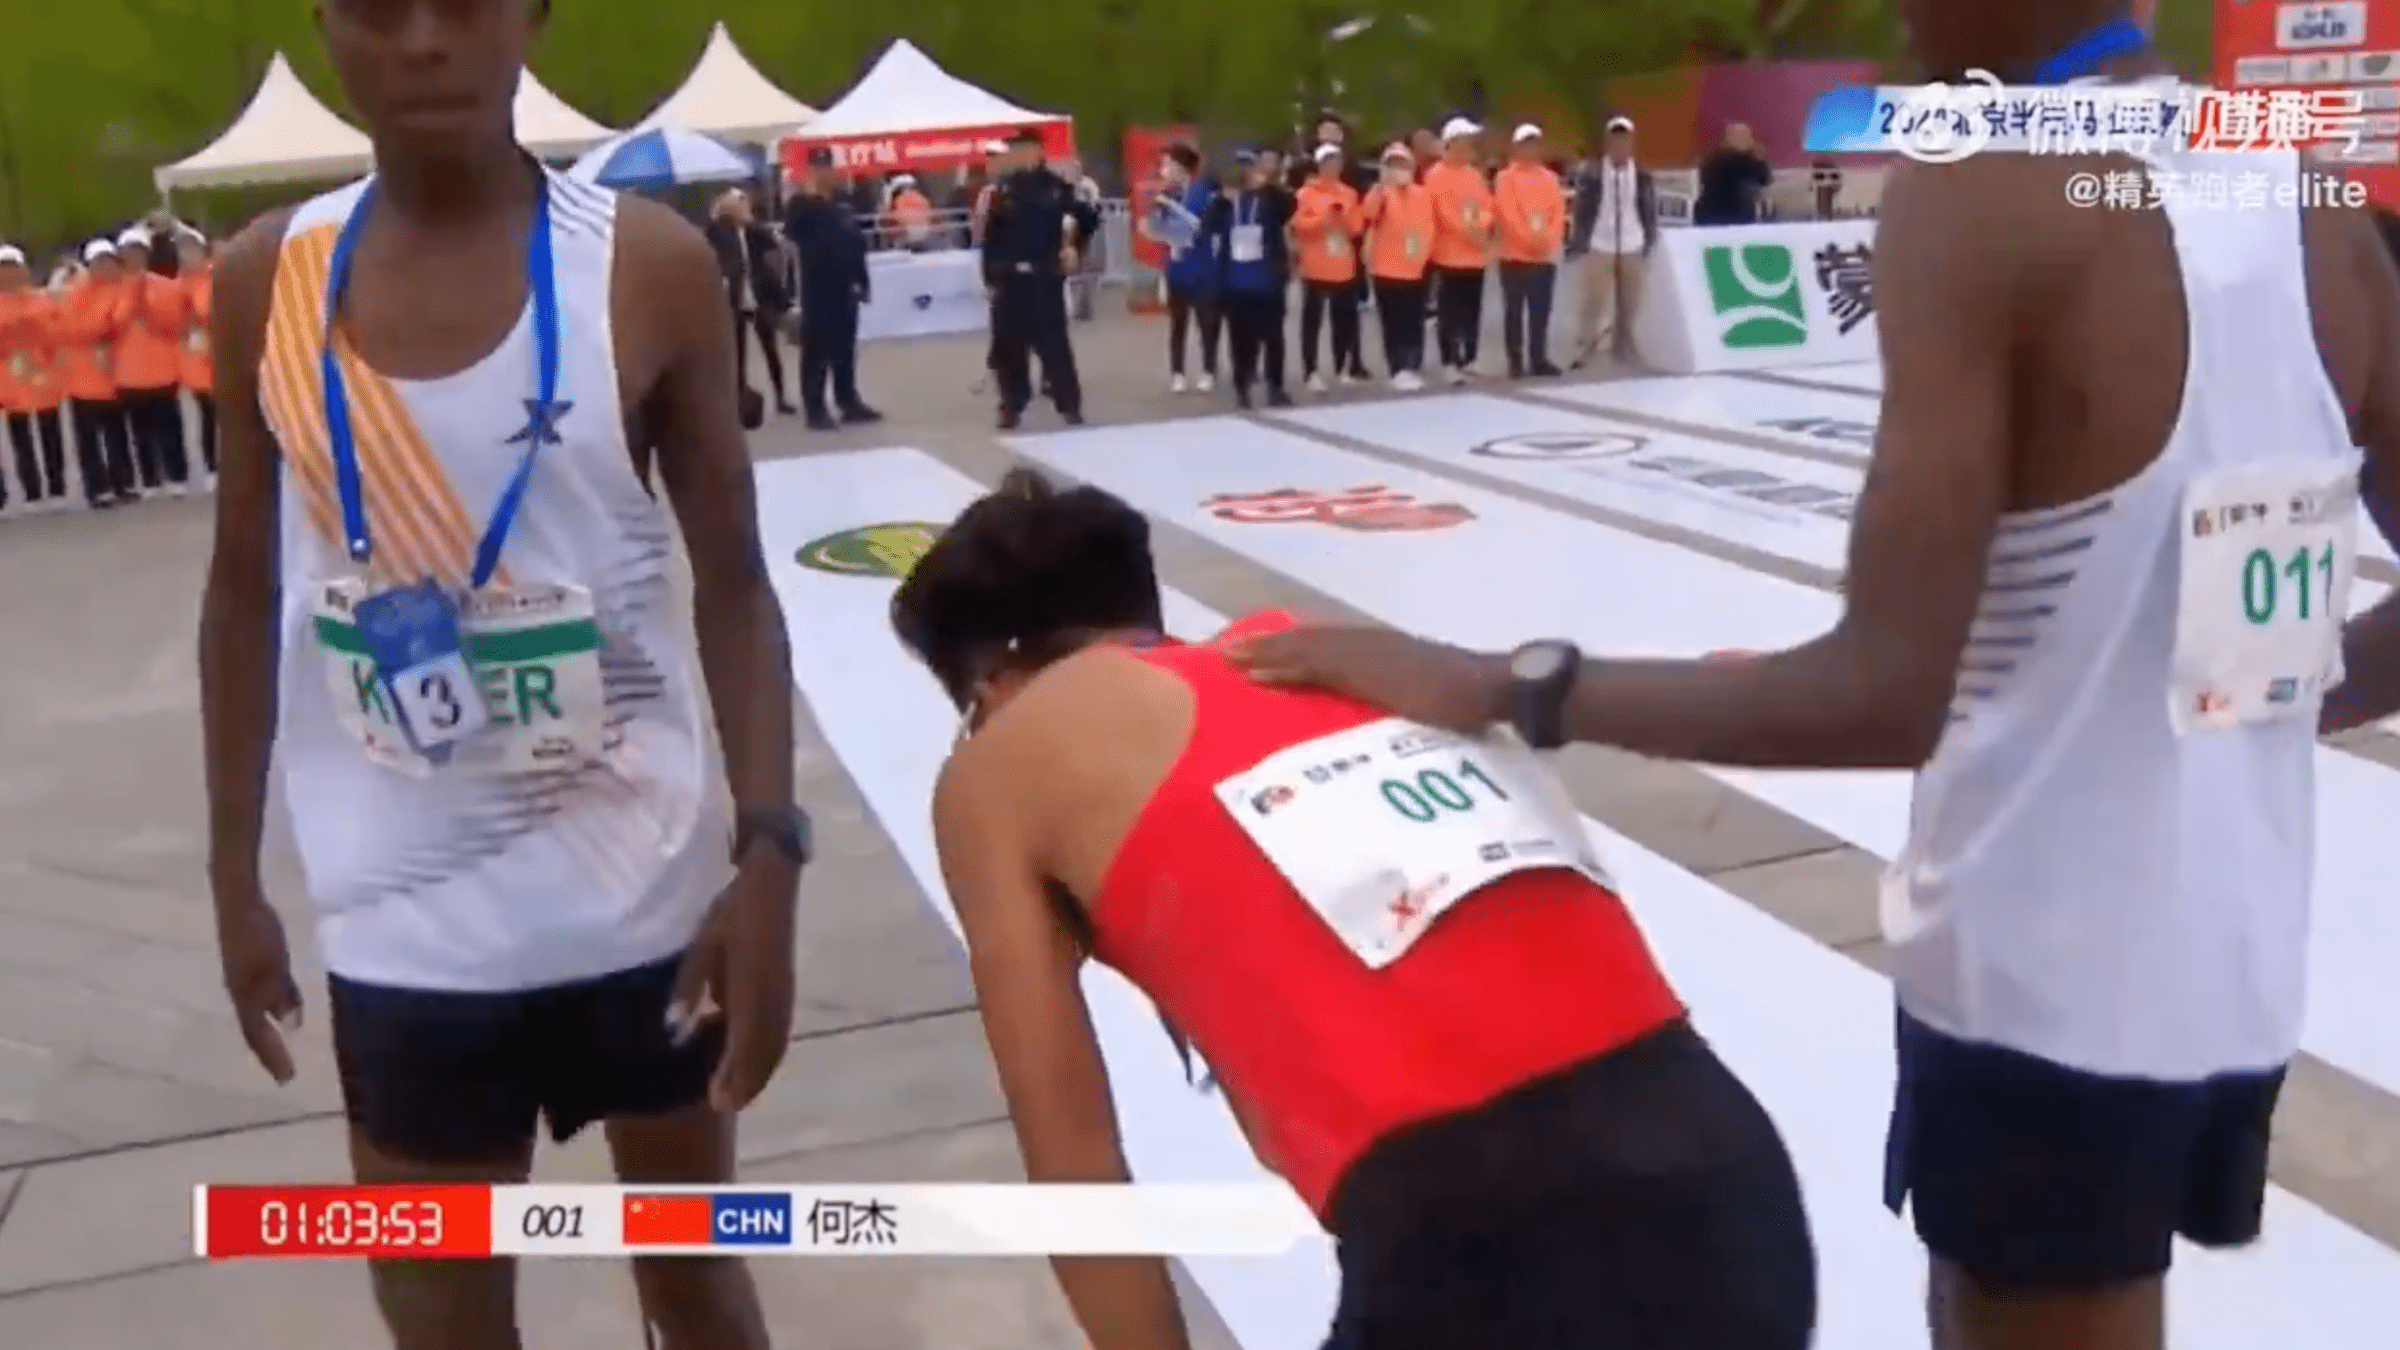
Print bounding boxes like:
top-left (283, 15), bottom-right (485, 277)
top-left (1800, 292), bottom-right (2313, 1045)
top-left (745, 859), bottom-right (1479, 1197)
top-left (1147, 143), bottom-right (1222, 394)
top-left (1203, 148), bottom-right (1295, 410)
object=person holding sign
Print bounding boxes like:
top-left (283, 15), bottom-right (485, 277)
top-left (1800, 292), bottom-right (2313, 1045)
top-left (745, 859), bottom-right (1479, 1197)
top-left (196, 0), bottom-right (802, 1346)
top-left (1224, 5), bottom-right (2400, 1348)
top-left (891, 468), bottom-right (1816, 1350)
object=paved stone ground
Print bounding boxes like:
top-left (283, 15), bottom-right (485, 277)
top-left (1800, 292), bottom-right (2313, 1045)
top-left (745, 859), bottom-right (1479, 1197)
top-left (3, 299), bottom-right (2398, 1348)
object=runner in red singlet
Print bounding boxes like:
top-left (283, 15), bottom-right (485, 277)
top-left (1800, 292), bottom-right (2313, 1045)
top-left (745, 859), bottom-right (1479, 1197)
top-left (891, 469), bottom-right (1816, 1350)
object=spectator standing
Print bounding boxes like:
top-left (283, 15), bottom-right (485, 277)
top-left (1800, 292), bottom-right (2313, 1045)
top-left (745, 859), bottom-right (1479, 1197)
top-left (1423, 117), bottom-right (1495, 382)
top-left (1360, 142), bottom-right (1436, 390)
top-left (888, 175), bottom-right (935, 250)
top-left (1493, 123), bottom-right (1568, 378)
top-left (1569, 115), bottom-right (1657, 368)
top-left (110, 229), bottom-right (193, 495)
top-left (1148, 143), bottom-right (1222, 394)
top-left (59, 240), bottom-right (134, 506)
top-left (0, 244), bottom-right (68, 510)
top-left (1204, 149), bottom-right (1294, 410)
top-left (178, 235), bottom-right (217, 478)
top-left (785, 147), bottom-right (884, 430)
top-left (1694, 122), bottom-right (1772, 225)
top-left (709, 189), bottom-right (797, 417)
top-left (1293, 143), bottom-right (1365, 391)
top-left (984, 127), bottom-right (1096, 428)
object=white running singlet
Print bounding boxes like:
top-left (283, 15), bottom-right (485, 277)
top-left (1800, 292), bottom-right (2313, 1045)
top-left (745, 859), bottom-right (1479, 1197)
top-left (260, 172), bottom-right (729, 992)
top-left (1882, 115), bottom-right (2354, 1081)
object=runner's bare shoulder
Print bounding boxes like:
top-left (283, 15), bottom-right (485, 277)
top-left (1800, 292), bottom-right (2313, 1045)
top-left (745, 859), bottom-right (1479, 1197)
top-left (606, 193), bottom-right (723, 394)
top-left (209, 205), bottom-right (301, 372)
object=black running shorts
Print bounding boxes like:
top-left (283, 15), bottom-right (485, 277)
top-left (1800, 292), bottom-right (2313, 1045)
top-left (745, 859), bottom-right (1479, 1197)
top-left (1884, 1006), bottom-right (2284, 1290)
top-left (329, 952), bottom-right (722, 1164)
top-left (1322, 1021), bottom-right (1817, 1350)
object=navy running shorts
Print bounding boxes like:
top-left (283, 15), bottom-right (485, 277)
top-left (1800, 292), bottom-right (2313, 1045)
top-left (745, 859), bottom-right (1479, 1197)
top-left (1884, 1006), bottom-right (2284, 1291)
top-left (329, 952), bottom-right (722, 1164)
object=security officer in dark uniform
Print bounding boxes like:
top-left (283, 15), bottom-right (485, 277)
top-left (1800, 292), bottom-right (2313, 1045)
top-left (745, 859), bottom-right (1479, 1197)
top-left (781, 145), bottom-right (883, 431)
top-left (981, 128), bottom-right (1099, 429)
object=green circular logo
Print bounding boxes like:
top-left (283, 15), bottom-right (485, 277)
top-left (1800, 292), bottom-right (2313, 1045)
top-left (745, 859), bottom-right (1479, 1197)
top-left (795, 522), bottom-right (943, 579)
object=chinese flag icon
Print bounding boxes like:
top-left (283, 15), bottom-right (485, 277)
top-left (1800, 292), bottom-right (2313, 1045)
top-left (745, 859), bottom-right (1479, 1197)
top-left (623, 1194), bottom-right (712, 1246)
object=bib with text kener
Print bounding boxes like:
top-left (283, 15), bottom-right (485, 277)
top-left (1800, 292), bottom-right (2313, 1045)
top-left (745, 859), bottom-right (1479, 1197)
top-left (2171, 460), bottom-right (2358, 733)
top-left (313, 578), bottom-right (611, 776)
top-left (1215, 719), bottom-right (1608, 969)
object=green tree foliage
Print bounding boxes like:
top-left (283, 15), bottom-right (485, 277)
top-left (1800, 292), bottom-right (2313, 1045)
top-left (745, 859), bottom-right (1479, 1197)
top-left (0, 0), bottom-right (2216, 252)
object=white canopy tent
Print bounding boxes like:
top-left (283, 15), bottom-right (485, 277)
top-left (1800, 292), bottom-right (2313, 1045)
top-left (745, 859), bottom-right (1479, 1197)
top-left (784, 39), bottom-right (1072, 172)
top-left (154, 53), bottom-right (373, 193)
top-left (790, 39), bottom-right (1066, 145)
top-left (633, 22), bottom-right (817, 146)
top-left (514, 71), bottom-right (614, 158)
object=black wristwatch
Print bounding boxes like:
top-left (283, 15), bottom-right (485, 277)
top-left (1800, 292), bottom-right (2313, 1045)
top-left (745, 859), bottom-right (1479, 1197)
top-left (1506, 640), bottom-right (1583, 750)
top-left (732, 804), bottom-right (813, 868)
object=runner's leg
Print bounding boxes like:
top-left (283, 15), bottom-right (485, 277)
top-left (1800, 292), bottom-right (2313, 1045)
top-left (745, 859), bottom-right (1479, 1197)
top-left (609, 1109), bottom-right (769, 1350)
top-left (332, 976), bottom-right (541, 1350)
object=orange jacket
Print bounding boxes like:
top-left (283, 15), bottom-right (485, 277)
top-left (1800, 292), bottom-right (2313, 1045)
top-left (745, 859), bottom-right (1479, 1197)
top-left (181, 268), bottom-right (213, 393)
top-left (114, 271), bottom-right (185, 391)
top-left (1360, 180), bottom-right (1436, 281)
top-left (57, 277), bottom-right (126, 402)
top-left (0, 289), bottom-right (63, 413)
top-left (1421, 159), bottom-right (1494, 270)
top-left (1494, 162), bottom-right (1568, 264)
top-left (1291, 177), bottom-right (1363, 284)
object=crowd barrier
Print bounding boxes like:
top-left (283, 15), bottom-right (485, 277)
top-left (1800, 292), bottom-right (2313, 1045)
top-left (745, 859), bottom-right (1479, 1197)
top-left (1633, 217), bottom-right (1879, 375)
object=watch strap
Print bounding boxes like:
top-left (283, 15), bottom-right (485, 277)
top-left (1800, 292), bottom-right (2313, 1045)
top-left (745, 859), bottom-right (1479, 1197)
top-left (732, 805), bottom-right (813, 867)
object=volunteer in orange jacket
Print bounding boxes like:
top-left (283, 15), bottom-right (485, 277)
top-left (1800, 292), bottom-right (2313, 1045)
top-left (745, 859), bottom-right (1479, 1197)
top-left (1494, 122), bottom-right (1570, 379)
top-left (1423, 117), bottom-right (1495, 383)
top-left (1359, 142), bottom-right (1437, 390)
top-left (179, 234), bottom-right (216, 477)
top-left (1292, 143), bottom-right (1365, 391)
top-left (0, 244), bottom-right (71, 510)
top-left (111, 229), bottom-right (193, 493)
top-left (59, 238), bottom-right (135, 507)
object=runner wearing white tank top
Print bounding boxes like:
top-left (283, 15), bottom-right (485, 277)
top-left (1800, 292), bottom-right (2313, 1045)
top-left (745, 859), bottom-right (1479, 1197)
top-left (198, 2), bottom-right (800, 1345)
top-left (1213, 9), bottom-right (2400, 1350)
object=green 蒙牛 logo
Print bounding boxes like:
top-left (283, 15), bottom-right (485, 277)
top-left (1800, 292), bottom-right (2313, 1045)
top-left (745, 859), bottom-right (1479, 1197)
top-left (1701, 243), bottom-right (1809, 350)
top-left (796, 522), bottom-right (944, 579)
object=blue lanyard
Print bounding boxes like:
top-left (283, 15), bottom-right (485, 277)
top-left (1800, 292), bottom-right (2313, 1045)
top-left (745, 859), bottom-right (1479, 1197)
top-left (322, 174), bottom-right (559, 589)
top-left (1234, 194), bottom-right (1257, 229)
top-left (2032, 16), bottom-right (2148, 84)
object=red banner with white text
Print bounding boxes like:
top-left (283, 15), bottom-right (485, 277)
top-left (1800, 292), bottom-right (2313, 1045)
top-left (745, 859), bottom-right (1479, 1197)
top-left (782, 119), bottom-right (1076, 177)
top-left (2216, 0), bottom-right (2400, 209)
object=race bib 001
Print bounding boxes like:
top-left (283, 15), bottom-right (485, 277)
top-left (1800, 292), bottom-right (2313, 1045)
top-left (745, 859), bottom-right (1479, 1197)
top-left (2171, 460), bottom-right (2359, 733)
top-left (1215, 719), bottom-right (1608, 969)
top-left (314, 578), bottom-right (611, 776)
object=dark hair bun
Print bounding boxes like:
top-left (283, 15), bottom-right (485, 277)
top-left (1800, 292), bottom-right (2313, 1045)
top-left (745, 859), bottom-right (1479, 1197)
top-left (890, 467), bottom-right (1160, 697)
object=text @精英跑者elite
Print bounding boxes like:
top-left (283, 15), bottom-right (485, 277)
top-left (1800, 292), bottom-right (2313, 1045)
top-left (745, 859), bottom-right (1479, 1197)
top-left (2063, 169), bottom-right (2369, 211)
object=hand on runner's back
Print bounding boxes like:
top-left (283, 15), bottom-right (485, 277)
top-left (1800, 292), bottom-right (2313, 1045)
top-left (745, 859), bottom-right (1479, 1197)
top-left (1230, 624), bottom-right (1508, 732)
top-left (216, 890), bottom-right (303, 1084)
top-left (670, 858), bottom-right (800, 1111)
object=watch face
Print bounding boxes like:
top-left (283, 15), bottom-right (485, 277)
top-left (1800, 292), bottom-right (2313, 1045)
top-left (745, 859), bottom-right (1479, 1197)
top-left (1510, 641), bottom-right (1571, 682)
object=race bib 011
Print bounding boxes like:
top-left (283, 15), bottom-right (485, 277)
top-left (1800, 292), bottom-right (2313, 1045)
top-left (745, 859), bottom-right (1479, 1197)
top-left (2171, 460), bottom-right (2359, 733)
top-left (1215, 719), bottom-right (1608, 969)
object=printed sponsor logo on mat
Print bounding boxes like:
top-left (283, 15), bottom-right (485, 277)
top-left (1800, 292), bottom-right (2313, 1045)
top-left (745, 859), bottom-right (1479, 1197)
top-left (1204, 486), bottom-right (1474, 531)
top-left (795, 522), bottom-right (944, 578)
top-left (1472, 431), bottom-right (1646, 460)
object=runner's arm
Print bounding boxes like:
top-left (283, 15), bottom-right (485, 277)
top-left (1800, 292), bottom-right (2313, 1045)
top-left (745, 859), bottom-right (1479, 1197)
top-left (1553, 158), bottom-right (2019, 766)
top-left (2324, 203), bottom-right (2400, 732)
top-left (625, 201), bottom-right (797, 822)
top-left (197, 210), bottom-right (294, 902)
top-left (930, 740), bottom-right (1193, 1350)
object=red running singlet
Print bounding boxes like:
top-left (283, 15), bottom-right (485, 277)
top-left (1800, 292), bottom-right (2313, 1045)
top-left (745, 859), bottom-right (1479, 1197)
top-left (1090, 612), bottom-right (1684, 1213)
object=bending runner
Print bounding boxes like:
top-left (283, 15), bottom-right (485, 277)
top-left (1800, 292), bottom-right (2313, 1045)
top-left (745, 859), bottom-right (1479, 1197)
top-left (1231, 4), bottom-right (2400, 1349)
top-left (197, 1), bottom-right (803, 1346)
top-left (892, 470), bottom-right (1816, 1350)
